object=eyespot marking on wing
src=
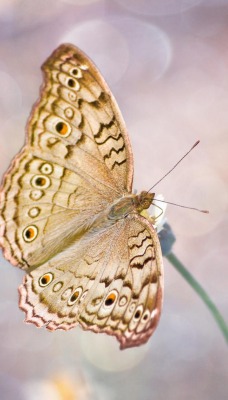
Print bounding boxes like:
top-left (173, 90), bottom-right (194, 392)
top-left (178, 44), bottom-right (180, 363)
top-left (31, 175), bottom-right (51, 189)
top-left (53, 282), bottom-right (63, 292)
top-left (29, 189), bottom-right (44, 201)
top-left (70, 67), bottom-right (82, 78)
top-left (104, 290), bottom-right (118, 308)
top-left (23, 225), bottom-right (38, 242)
top-left (67, 78), bottom-right (80, 91)
top-left (28, 207), bottom-right (41, 218)
top-left (55, 120), bottom-right (71, 137)
top-left (39, 273), bottom-right (54, 287)
top-left (119, 295), bottom-right (128, 307)
top-left (40, 163), bottom-right (53, 175)
top-left (68, 287), bottom-right (82, 305)
top-left (142, 310), bottom-right (150, 323)
top-left (64, 107), bottom-right (74, 119)
top-left (133, 305), bottom-right (143, 321)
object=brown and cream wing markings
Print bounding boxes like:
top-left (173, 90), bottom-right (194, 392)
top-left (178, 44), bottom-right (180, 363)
top-left (19, 213), bottom-right (163, 349)
top-left (0, 44), bottom-right (133, 268)
top-left (0, 44), bottom-right (164, 349)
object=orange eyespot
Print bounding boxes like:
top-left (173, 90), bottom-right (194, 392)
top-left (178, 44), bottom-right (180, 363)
top-left (68, 287), bottom-right (82, 305)
top-left (31, 175), bottom-right (50, 189)
top-left (23, 225), bottom-right (38, 242)
top-left (35, 177), bottom-right (46, 186)
top-left (70, 292), bottom-right (79, 302)
top-left (55, 121), bottom-right (68, 135)
top-left (39, 273), bottom-right (54, 287)
top-left (104, 290), bottom-right (118, 307)
top-left (25, 228), bottom-right (35, 239)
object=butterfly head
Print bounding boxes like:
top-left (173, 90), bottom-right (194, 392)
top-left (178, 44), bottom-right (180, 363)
top-left (135, 191), bottom-right (155, 213)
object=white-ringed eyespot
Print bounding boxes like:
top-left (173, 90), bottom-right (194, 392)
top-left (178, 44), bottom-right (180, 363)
top-left (39, 272), bottom-right (54, 287)
top-left (104, 290), bottom-right (118, 307)
top-left (133, 305), bottom-right (144, 321)
top-left (31, 175), bottom-right (50, 189)
top-left (71, 67), bottom-right (82, 78)
top-left (68, 287), bottom-right (82, 305)
top-left (55, 121), bottom-right (71, 137)
top-left (40, 163), bottom-right (53, 175)
top-left (23, 225), bottom-right (38, 242)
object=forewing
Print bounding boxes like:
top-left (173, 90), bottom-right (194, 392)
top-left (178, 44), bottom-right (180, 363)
top-left (30, 43), bottom-right (133, 191)
top-left (0, 44), bottom-right (133, 269)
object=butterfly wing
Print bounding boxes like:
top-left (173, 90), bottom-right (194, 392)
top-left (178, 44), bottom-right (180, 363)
top-left (0, 44), bottom-right (133, 269)
top-left (19, 214), bottom-right (163, 349)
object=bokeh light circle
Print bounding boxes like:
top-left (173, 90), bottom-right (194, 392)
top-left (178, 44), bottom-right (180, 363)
top-left (61, 19), bottom-right (129, 85)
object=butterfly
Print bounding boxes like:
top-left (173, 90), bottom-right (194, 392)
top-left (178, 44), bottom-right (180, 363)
top-left (0, 44), bottom-right (163, 349)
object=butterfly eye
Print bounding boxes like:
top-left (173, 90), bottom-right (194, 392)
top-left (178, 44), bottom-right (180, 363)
top-left (55, 121), bottom-right (71, 137)
top-left (39, 273), bottom-right (54, 287)
top-left (104, 290), bottom-right (118, 307)
top-left (68, 287), bottom-right (82, 305)
top-left (23, 225), bottom-right (38, 242)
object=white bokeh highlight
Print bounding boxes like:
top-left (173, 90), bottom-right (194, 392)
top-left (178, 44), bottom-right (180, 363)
top-left (61, 20), bottom-right (129, 85)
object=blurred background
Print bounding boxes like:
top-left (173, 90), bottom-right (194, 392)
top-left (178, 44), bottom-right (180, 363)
top-left (0, 0), bottom-right (227, 399)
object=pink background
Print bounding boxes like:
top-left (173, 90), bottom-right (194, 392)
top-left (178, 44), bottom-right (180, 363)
top-left (0, 1), bottom-right (227, 399)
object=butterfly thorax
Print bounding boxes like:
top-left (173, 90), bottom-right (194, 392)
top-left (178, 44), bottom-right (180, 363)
top-left (108, 191), bottom-right (155, 220)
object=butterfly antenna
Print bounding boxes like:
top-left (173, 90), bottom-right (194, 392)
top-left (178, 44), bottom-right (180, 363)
top-left (147, 140), bottom-right (200, 192)
top-left (153, 197), bottom-right (209, 214)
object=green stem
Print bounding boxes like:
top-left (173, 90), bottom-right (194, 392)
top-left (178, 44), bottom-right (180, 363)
top-left (166, 252), bottom-right (228, 344)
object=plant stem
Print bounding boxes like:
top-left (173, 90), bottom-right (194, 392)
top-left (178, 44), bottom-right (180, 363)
top-left (166, 252), bottom-right (228, 344)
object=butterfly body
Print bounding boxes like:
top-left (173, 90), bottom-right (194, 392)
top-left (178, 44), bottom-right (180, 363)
top-left (0, 44), bottom-right (163, 349)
